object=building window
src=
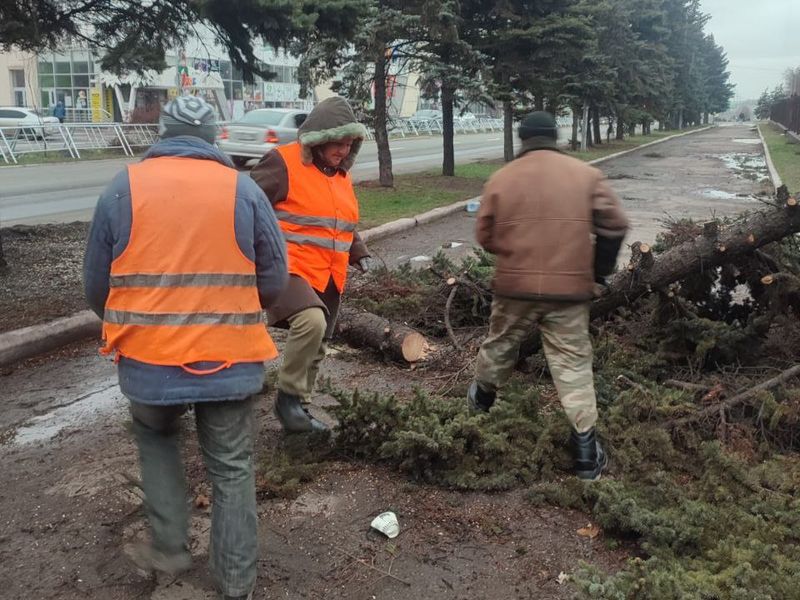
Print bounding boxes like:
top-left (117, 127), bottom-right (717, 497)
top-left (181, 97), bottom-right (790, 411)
top-left (10, 69), bottom-right (27, 106)
top-left (10, 69), bottom-right (25, 88)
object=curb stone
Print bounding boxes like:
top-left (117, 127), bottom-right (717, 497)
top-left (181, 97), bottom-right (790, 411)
top-left (758, 122), bottom-right (783, 190)
top-left (0, 124), bottom-right (714, 367)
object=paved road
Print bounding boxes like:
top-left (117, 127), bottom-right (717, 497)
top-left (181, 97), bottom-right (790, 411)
top-left (368, 123), bottom-right (770, 264)
top-left (0, 132), bottom-right (517, 226)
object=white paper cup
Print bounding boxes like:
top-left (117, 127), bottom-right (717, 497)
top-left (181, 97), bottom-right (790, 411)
top-left (370, 511), bottom-right (400, 538)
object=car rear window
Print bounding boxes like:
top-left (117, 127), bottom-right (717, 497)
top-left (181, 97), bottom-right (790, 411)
top-left (237, 110), bottom-right (286, 125)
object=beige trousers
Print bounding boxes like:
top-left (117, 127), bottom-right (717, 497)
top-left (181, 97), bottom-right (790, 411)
top-left (277, 307), bottom-right (328, 399)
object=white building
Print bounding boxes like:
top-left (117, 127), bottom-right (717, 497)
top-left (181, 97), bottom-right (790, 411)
top-left (1, 30), bottom-right (312, 122)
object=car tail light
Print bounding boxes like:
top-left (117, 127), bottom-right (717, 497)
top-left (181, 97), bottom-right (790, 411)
top-left (265, 129), bottom-right (280, 144)
top-left (219, 127), bottom-right (228, 140)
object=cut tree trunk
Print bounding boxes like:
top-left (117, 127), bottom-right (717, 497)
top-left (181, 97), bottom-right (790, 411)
top-left (336, 307), bottom-right (428, 363)
top-left (591, 201), bottom-right (800, 320)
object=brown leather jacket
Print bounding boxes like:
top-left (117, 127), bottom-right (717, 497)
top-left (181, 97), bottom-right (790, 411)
top-left (476, 148), bottom-right (628, 302)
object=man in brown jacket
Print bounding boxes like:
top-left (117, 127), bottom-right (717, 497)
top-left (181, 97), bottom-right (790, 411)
top-left (468, 111), bottom-right (629, 481)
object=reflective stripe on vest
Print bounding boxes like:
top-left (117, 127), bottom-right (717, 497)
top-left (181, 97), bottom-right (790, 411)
top-left (273, 210), bottom-right (358, 233)
top-left (109, 273), bottom-right (257, 287)
top-left (275, 142), bottom-right (359, 293)
top-left (101, 156), bottom-right (278, 368)
top-left (104, 309), bottom-right (265, 326)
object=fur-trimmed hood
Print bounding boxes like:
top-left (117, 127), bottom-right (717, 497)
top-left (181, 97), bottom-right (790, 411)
top-left (298, 96), bottom-right (367, 171)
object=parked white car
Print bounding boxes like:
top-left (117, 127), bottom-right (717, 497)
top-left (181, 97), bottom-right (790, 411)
top-left (217, 108), bottom-right (308, 167)
top-left (0, 107), bottom-right (60, 138)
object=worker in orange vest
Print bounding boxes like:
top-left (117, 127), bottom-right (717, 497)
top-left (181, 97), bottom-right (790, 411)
top-left (252, 96), bottom-right (372, 433)
top-left (84, 96), bottom-right (287, 600)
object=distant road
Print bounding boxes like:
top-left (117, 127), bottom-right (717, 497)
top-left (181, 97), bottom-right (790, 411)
top-left (0, 131), bottom-right (526, 226)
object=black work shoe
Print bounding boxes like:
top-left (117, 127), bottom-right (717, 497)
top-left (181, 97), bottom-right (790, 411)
top-left (274, 390), bottom-right (329, 433)
top-left (467, 381), bottom-right (497, 413)
top-left (570, 427), bottom-right (608, 481)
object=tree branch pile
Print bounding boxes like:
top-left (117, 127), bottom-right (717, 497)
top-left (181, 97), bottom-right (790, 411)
top-left (342, 188), bottom-right (800, 445)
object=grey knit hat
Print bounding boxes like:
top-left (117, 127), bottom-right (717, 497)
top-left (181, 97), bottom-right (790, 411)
top-left (158, 95), bottom-right (217, 143)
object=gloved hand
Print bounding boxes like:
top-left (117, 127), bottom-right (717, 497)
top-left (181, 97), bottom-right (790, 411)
top-left (356, 257), bottom-right (376, 273)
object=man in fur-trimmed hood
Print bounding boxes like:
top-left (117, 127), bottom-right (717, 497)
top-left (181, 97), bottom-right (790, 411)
top-left (251, 96), bottom-right (372, 433)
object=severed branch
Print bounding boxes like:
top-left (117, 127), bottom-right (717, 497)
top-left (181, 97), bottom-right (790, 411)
top-left (444, 282), bottom-right (462, 351)
top-left (616, 374), bottom-right (651, 396)
top-left (665, 364), bottom-right (800, 429)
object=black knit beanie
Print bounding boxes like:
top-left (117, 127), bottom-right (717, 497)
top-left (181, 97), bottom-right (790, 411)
top-left (518, 111), bottom-right (558, 140)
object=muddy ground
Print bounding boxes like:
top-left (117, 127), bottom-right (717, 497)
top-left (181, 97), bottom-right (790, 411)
top-left (0, 123), bottom-right (773, 599)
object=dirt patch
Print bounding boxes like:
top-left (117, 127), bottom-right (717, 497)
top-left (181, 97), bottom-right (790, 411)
top-left (0, 222), bottom-right (89, 333)
top-left (0, 340), bottom-right (627, 600)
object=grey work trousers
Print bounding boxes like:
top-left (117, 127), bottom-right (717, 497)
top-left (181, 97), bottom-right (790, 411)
top-left (130, 397), bottom-right (257, 598)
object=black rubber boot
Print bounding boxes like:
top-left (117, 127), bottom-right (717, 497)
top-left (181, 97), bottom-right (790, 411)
top-left (570, 427), bottom-right (608, 481)
top-left (467, 381), bottom-right (497, 413)
top-left (274, 390), bottom-right (329, 433)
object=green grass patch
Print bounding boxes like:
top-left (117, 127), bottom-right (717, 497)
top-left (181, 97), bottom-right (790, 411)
top-left (356, 165), bottom-right (495, 228)
top-left (759, 122), bottom-right (800, 193)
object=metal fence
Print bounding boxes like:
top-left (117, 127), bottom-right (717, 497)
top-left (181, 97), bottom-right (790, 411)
top-left (363, 117), bottom-right (503, 140)
top-left (0, 123), bottom-right (159, 164)
top-left (0, 117), bottom-right (502, 164)
top-left (771, 96), bottom-right (800, 135)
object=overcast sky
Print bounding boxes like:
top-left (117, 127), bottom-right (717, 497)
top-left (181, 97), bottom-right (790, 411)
top-left (701, 0), bottom-right (799, 101)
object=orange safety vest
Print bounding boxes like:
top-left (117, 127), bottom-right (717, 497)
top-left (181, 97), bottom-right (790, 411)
top-left (275, 142), bottom-right (359, 293)
top-left (101, 156), bottom-right (278, 372)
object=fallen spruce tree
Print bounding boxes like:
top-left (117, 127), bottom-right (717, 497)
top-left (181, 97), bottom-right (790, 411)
top-left (340, 186), bottom-right (800, 367)
top-left (591, 185), bottom-right (800, 318)
top-left (316, 186), bottom-right (800, 597)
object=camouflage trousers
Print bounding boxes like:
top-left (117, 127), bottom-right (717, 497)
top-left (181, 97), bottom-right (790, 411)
top-left (475, 297), bottom-right (598, 432)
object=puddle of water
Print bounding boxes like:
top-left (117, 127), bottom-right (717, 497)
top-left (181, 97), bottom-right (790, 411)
top-left (732, 138), bottom-right (761, 145)
top-left (700, 189), bottom-right (739, 200)
top-left (10, 383), bottom-right (125, 446)
top-left (717, 152), bottom-right (769, 181)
